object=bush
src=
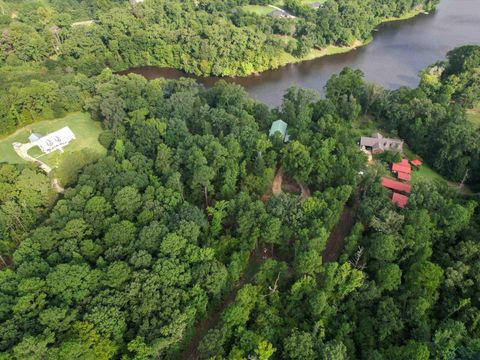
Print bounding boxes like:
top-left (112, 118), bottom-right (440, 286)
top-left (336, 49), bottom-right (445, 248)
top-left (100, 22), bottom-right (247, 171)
top-left (98, 130), bottom-right (115, 150)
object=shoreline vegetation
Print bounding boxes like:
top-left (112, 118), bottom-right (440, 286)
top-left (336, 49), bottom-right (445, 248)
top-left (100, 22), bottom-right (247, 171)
top-left (121, 7), bottom-right (425, 79)
top-left (0, 0), bottom-right (438, 139)
top-left (237, 7), bottom-right (425, 77)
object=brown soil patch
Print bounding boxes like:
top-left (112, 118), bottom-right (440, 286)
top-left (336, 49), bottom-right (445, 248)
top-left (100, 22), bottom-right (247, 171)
top-left (299, 182), bottom-right (311, 200)
top-left (261, 168), bottom-right (284, 203)
top-left (272, 168), bottom-right (283, 195)
top-left (322, 191), bottom-right (360, 263)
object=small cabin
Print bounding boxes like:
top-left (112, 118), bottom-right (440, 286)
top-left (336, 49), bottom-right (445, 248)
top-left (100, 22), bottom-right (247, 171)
top-left (269, 120), bottom-right (289, 142)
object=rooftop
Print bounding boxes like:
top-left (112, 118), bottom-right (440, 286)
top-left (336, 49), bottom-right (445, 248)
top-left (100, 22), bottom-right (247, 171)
top-left (309, 2), bottom-right (323, 9)
top-left (392, 192), bottom-right (409, 208)
top-left (269, 119), bottom-right (288, 140)
top-left (392, 161), bottom-right (411, 174)
top-left (32, 126), bottom-right (76, 154)
top-left (382, 177), bottom-right (411, 194)
top-left (397, 171), bottom-right (411, 181)
top-left (28, 132), bottom-right (43, 143)
top-left (360, 132), bottom-right (403, 152)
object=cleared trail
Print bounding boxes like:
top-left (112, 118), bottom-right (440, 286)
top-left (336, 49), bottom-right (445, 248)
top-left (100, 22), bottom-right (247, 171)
top-left (322, 191), bottom-right (360, 263)
top-left (179, 248), bottom-right (264, 360)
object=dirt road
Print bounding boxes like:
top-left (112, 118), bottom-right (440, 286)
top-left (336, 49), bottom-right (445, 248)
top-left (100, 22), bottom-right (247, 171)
top-left (322, 191), bottom-right (360, 263)
top-left (12, 142), bottom-right (64, 193)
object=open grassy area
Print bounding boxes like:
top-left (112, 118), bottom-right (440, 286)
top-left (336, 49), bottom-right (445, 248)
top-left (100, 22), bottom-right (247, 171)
top-left (278, 38), bottom-right (371, 69)
top-left (272, 0), bottom-right (327, 6)
top-left (403, 146), bottom-right (447, 185)
top-left (242, 0), bottom-right (326, 15)
top-left (403, 146), bottom-right (471, 193)
top-left (241, 5), bottom-right (273, 15)
top-left (467, 106), bottom-right (480, 127)
top-left (0, 112), bottom-right (106, 168)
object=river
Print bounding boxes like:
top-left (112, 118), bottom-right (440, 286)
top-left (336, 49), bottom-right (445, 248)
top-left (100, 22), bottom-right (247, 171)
top-left (124, 0), bottom-right (480, 107)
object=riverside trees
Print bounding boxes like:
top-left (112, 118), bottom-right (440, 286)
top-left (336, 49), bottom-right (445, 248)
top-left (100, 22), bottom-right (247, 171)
top-left (0, 0), bottom-right (437, 76)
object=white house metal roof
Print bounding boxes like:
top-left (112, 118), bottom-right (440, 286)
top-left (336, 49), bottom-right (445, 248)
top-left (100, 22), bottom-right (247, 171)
top-left (28, 132), bottom-right (43, 143)
top-left (32, 126), bottom-right (76, 154)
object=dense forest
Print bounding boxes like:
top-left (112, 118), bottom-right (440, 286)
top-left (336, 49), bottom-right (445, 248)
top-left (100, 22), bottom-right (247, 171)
top-left (0, 0), bottom-right (438, 77)
top-left (0, 44), bottom-right (479, 359)
top-left (0, 0), bottom-right (440, 136)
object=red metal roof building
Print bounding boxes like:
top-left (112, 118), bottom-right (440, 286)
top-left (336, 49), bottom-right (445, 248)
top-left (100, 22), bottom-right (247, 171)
top-left (392, 192), bottom-right (409, 208)
top-left (392, 160), bottom-right (411, 174)
top-left (411, 159), bottom-right (422, 166)
top-left (382, 177), bottom-right (412, 193)
top-left (397, 171), bottom-right (411, 181)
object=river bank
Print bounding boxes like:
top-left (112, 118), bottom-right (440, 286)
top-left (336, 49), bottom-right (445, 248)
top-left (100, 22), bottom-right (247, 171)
top-left (272, 7), bottom-right (425, 73)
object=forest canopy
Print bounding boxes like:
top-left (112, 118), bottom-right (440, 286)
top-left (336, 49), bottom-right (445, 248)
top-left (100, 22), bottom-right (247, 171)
top-left (0, 0), bottom-right (438, 77)
top-left (0, 44), bottom-right (479, 359)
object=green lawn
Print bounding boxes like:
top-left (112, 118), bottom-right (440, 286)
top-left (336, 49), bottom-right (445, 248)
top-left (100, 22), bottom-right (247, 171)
top-left (241, 5), bottom-right (273, 15)
top-left (403, 146), bottom-right (471, 193)
top-left (403, 146), bottom-right (445, 184)
top-left (242, 0), bottom-right (326, 15)
top-left (467, 107), bottom-right (480, 127)
top-left (0, 112), bottom-right (106, 168)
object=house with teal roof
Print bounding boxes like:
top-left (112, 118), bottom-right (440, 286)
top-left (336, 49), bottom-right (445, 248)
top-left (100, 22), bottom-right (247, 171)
top-left (269, 120), bottom-right (289, 142)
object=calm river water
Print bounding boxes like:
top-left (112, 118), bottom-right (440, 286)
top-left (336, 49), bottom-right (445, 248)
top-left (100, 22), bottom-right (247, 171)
top-left (124, 0), bottom-right (480, 107)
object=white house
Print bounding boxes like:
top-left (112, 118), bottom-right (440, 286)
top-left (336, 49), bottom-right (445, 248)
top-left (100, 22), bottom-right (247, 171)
top-left (31, 127), bottom-right (76, 154)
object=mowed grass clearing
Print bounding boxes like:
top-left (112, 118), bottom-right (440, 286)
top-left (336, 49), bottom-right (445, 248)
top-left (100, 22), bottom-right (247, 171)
top-left (0, 112), bottom-right (105, 168)
top-left (242, 0), bottom-right (325, 15)
top-left (242, 5), bottom-right (273, 15)
top-left (403, 146), bottom-right (471, 193)
top-left (467, 106), bottom-right (480, 127)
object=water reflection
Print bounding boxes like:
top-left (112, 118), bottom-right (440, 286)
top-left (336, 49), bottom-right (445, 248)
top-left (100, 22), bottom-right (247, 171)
top-left (122, 0), bottom-right (480, 107)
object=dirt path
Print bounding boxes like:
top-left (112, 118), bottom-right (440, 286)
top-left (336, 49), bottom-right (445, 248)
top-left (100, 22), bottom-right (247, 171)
top-left (272, 168), bottom-right (283, 195)
top-left (181, 169), bottom-right (310, 358)
top-left (71, 20), bottom-right (96, 27)
top-left (13, 142), bottom-right (64, 194)
top-left (13, 143), bottom-right (52, 173)
top-left (261, 168), bottom-right (283, 203)
top-left (322, 191), bottom-right (360, 263)
top-left (299, 182), bottom-right (311, 200)
top-left (181, 168), bottom-right (291, 359)
top-left (268, 5), bottom-right (297, 18)
top-left (179, 248), bottom-right (263, 360)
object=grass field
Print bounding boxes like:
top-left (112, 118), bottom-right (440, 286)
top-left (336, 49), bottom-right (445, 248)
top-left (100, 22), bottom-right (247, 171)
top-left (403, 146), bottom-right (471, 193)
top-left (467, 107), bottom-right (480, 127)
top-left (242, 5), bottom-right (273, 15)
top-left (242, 0), bottom-right (326, 15)
top-left (403, 146), bottom-right (445, 184)
top-left (0, 113), bottom-right (106, 168)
